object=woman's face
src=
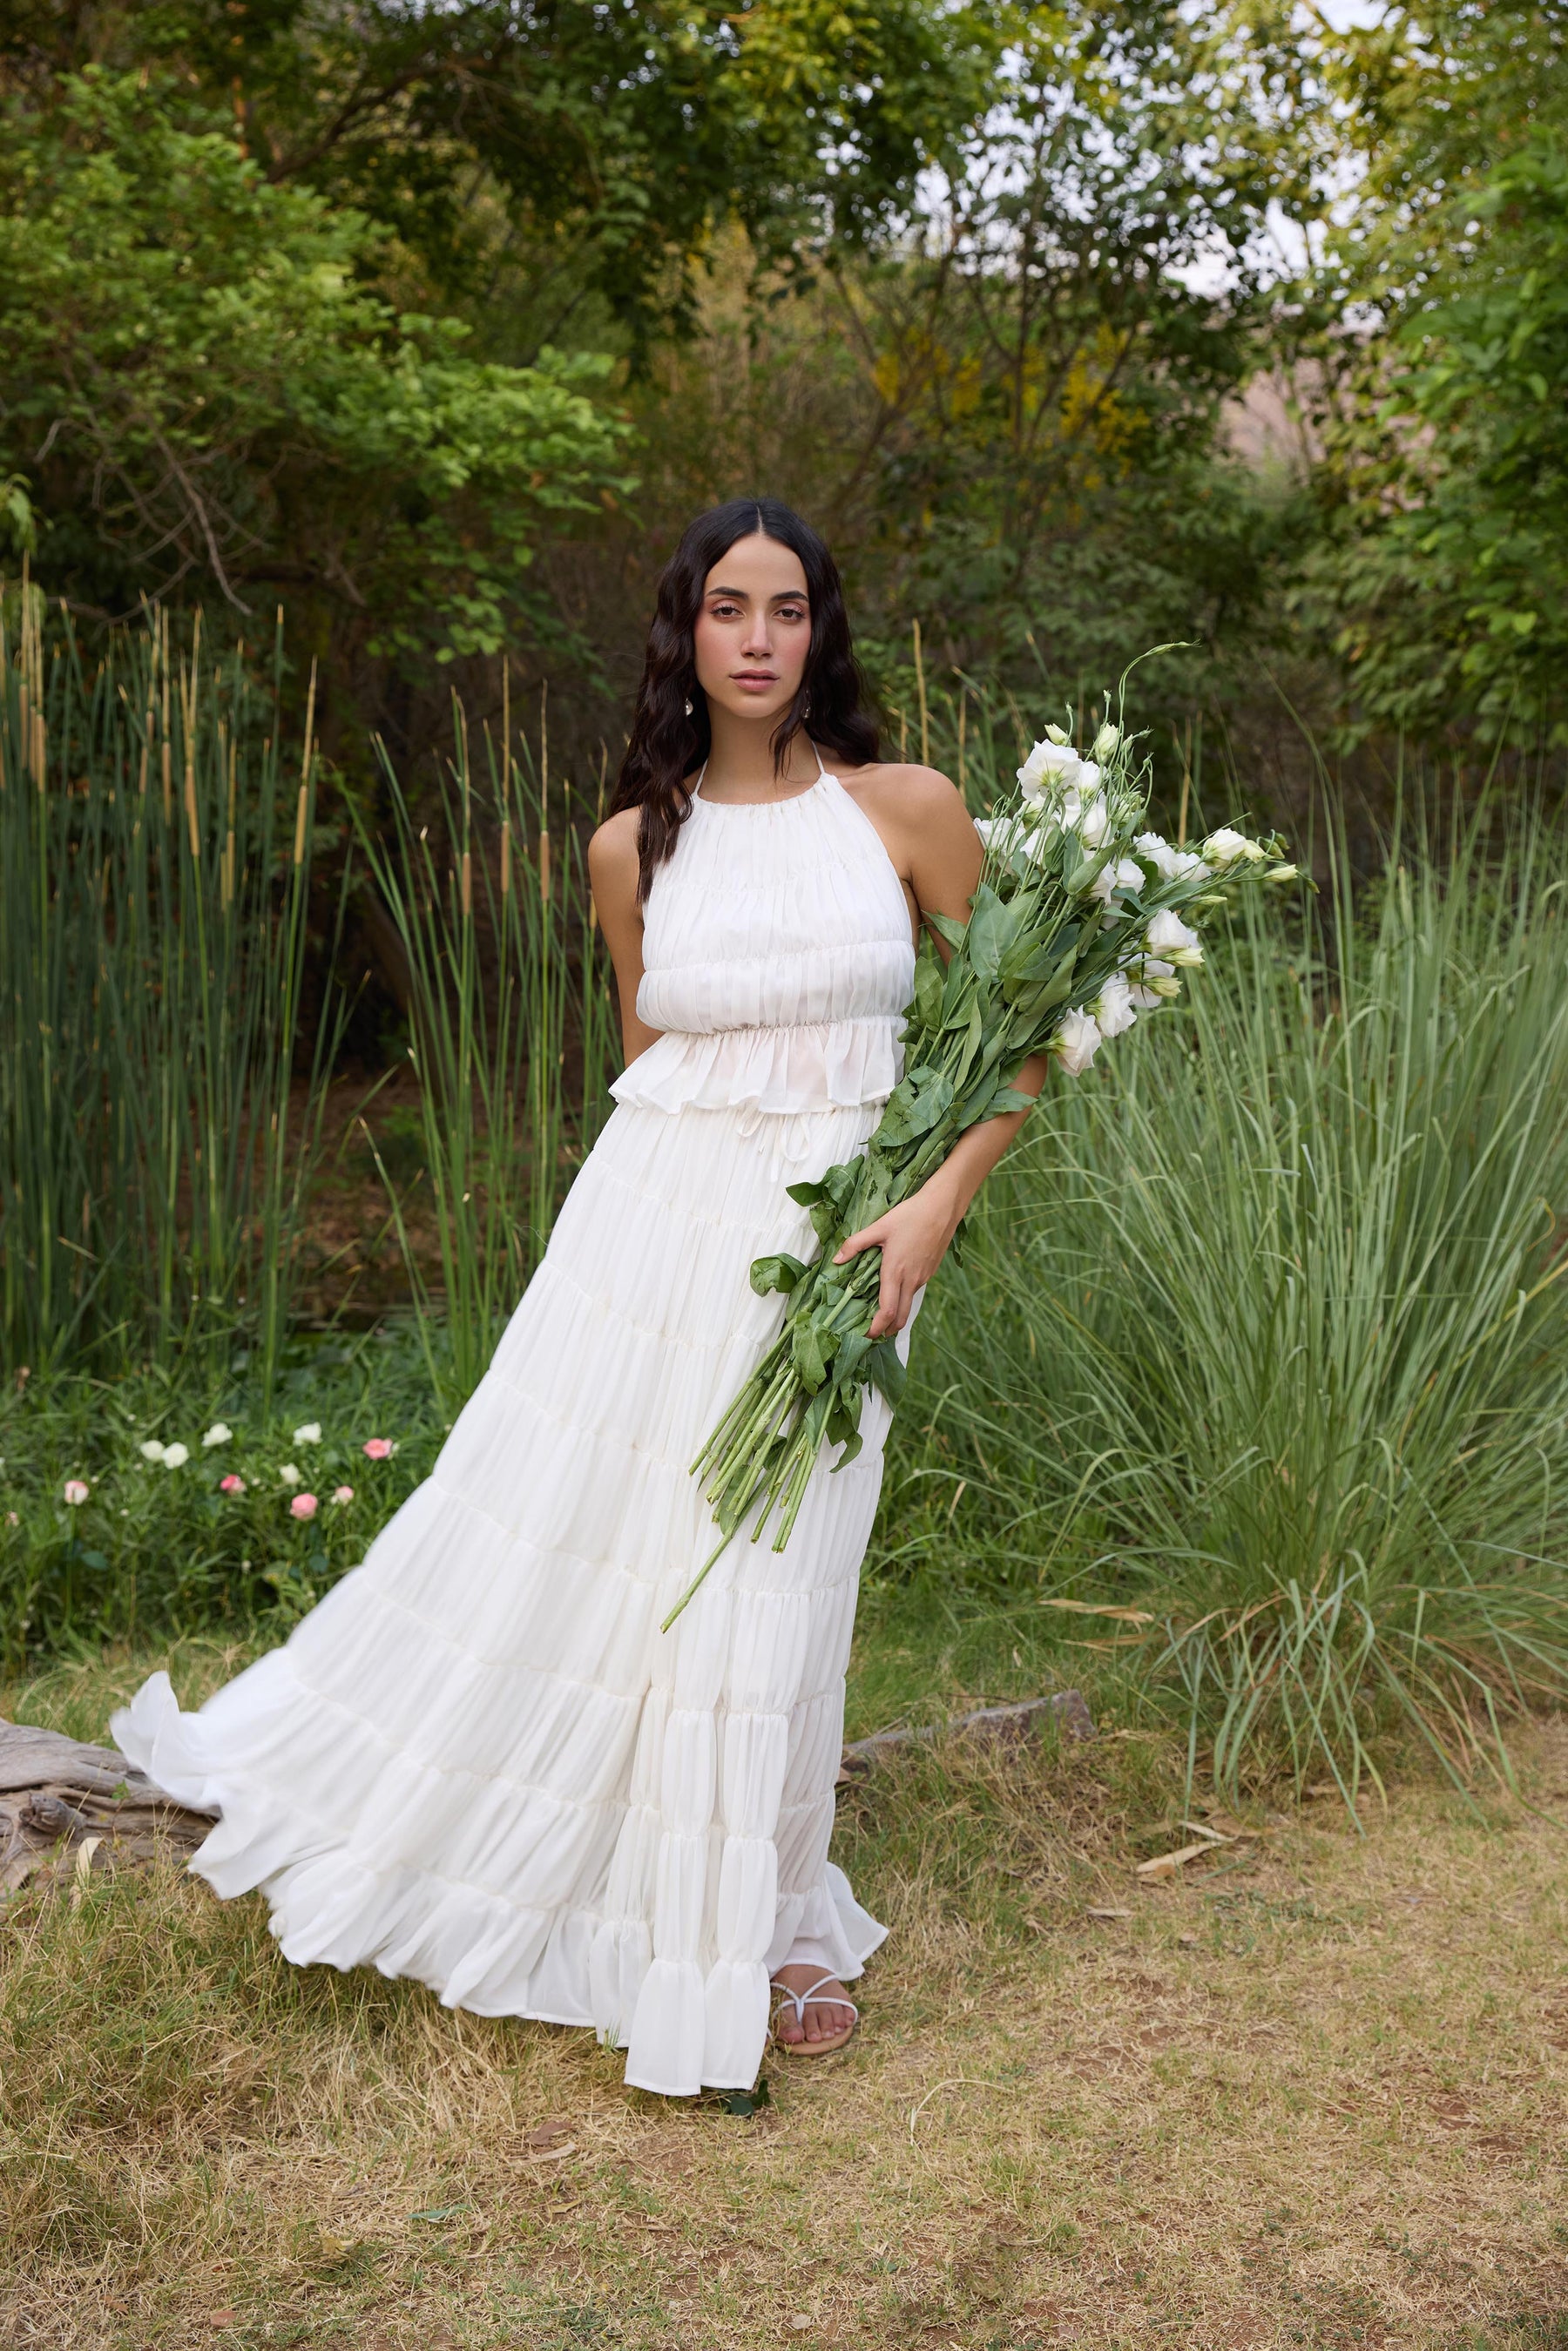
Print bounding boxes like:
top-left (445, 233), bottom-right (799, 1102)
top-left (691, 532), bottom-right (811, 726)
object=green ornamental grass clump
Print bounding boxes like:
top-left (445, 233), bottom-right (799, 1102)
top-left (893, 796), bottom-right (1568, 1800)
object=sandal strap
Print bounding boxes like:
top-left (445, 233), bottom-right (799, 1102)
top-left (769, 1972), bottom-right (859, 2027)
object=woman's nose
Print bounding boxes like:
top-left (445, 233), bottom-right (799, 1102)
top-left (740, 611), bottom-right (773, 658)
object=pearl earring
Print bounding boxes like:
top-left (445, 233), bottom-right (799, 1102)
top-left (684, 697), bottom-right (693, 717)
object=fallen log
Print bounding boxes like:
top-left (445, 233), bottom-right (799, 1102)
top-left (0, 1718), bottom-right (215, 1893)
top-left (1, 1689), bottom-right (1097, 1888)
top-left (838, 1690), bottom-right (1095, 1781)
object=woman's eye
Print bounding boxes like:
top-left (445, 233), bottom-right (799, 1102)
top-left (778, 605), bottom-right (807, 623)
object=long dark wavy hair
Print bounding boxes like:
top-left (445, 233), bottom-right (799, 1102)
top-left (612, 497), bottom-right (879, 899)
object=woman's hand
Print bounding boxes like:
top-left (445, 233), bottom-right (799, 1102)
top-left (834, 1171), bottom-right (964, 1340)
top-left (833, 1048), bottom-right (1055, 1338)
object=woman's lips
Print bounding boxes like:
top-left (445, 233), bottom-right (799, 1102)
top-left (733, 672), bottom-right (779, 692)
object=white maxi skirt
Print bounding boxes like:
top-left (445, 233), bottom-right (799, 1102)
top-left (115, 1098), bottom-right (899, 2097)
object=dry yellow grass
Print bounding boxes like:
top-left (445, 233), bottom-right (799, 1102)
top-left (1, 1653), bottom-right (1565, 2351)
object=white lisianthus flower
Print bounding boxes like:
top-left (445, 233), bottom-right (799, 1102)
top-left (278, 1462), bottom-right (301, 1487)
top-left (1044, 723), bottom-right (1071, 746)
top-left (1017, 738), bottom-right (1085, 805)
top-left (1092, 722), bottom-right (1119, 761)
top-left (139, 1439), bottom-right (166, 1463)
top-left (1076, 794), bottom-right (1109, 848)
top-left (1134, 831), bottom-right (1206, 882)
top-left (1145, 909), bottom-right (1204, 968)
top-left (1092, 973), bottom-right (1139, 1039)
top-left (1088, 856), bottom-right (1146, 905)
top-left (976, 814), bottom-right (1050, 865)
top-left (1050, 1008), bottom-right (1103, 1076)
top-left (160, 1442), bottom-right (190, 1469)
top-left (1264, 862), bottom-right (1301, 883)
top-left (1203, 826), bottom-right (1266, 867)
top-left (202, 1422), bottom-right (233, 1449)
top-left (294, 1422), bottom-right (322, 1446)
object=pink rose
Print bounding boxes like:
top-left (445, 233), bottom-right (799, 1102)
top-left (330, 1485), bottom-right (355, 1506)
top-left (362, 1437), bottom-right (394, 1461)
top-left (289, 1492), bottom-right (319, 1521)
top-left (4, 1510), bottom-right (17, 1527)
top-left (220, 1474), bottom-right (247, 1496)
top-left (63, 1479), bottom-right (90, 1506)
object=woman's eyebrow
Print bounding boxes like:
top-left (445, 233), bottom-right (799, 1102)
top-left (703, 584), bottom-right (810, 602)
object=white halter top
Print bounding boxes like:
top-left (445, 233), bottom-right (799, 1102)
top-left (610, 753), bottom-right (916, 1118)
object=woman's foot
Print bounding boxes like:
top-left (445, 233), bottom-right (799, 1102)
top-left (769, 1965), bottom-right (858, 2053)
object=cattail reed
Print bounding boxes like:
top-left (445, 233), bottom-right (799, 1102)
top-left (0, 591), bottom-right (340, 1395)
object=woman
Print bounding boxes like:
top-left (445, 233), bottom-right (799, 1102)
top-left (114, 498), bottom-right (1048, 2098)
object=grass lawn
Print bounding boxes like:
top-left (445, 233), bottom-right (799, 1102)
top-left (2, 1594), bottom-right (1565, 2351)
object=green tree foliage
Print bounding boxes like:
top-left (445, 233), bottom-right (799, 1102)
top-left (3, 0), bottom-right (993, 348)
top-left (1301, 3), bottom-right (1568, 741)
top-left (0, 69), bottom-right (633, 662)
top-left (0, 1), bottom-right (1000, 702)
top-left (612, 3), bottom-right (1321, 722)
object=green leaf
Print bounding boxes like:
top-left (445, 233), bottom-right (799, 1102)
top-left (792, 1320), bottom-right (828, 1392)
top-left (865, 1338), bottom-right (907, 1409)
top-left (750, 1252), bottom-right (808, 1296)
top-left (963, 885), bottom-right (1020, 983)
top-left (911, 942), bottom-right (944, 1031)
top-left (987, 1086), bottom-right (1037, 1119)
top-left (923, 908), bottom-right (968, 950)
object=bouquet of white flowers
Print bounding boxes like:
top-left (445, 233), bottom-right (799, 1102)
top-left (664, 682), bottom-right (1301, 1627)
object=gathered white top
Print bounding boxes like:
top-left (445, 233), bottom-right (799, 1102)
top-left (610, 760), bottom-right (916, 1118)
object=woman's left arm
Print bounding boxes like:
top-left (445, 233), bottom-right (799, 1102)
top-left (835, 767), bottom-right (1051, 1341)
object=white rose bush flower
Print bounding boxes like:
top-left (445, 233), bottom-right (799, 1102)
top-left (667, 675), bottom-right (1300, 1626)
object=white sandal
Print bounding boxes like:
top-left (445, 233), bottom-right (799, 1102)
top-left (769, 1972), bottom-right (859, 2057)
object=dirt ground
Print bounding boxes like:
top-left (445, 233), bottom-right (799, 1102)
top-left (1, 1669), bottom-right (1564, 2351)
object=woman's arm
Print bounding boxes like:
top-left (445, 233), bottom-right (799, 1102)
top-left (837, 765), bottom-right (1051, 1340)
top-left (587, 811), bottom-right (663, 1067)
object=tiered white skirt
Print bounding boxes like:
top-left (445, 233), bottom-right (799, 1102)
top-left (113, 1098), bottom-right (896, 2097)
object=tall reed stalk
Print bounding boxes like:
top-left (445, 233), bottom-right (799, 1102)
top-left (0, 575), bottom-right (337, 1395)
top-left (355, 692), bottom-right (616, 1410)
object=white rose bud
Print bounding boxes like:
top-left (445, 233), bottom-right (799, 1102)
top-left (1044, 723), bottom-right (1071, 745)
top-left (1145, 909), bottom-right (1204, 968)
top-left (1264, 862), bottom-right (1301, 883)
top-left (278, 1462), bottom-right (301, 1487)
top-left (1050, 1008), bottom-right (1103, 1076)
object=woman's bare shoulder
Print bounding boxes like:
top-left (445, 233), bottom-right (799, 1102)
top-left (835, 759), bottom-right (964, 821)
top-left (835, 760), bottom-right (977, 868)
top-left (588, 806), bottom-right (643, 928)
top-left (588, 805), bottom-right (641, 874)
